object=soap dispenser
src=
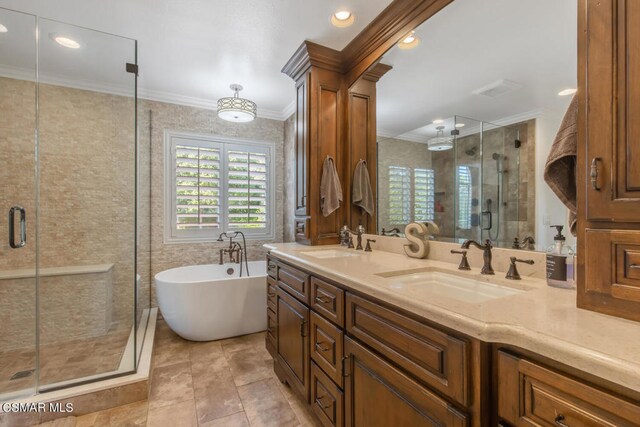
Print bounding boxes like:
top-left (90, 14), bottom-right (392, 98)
top-left (546, 225), bottom-right (574, 289)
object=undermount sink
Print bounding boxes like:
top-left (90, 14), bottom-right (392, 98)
top-left (375, 268), bottom-right (526, 303)
top-left (300, 249), bottom-right (362, 259)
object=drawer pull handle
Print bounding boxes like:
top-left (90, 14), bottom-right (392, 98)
top-left (315, 295), bottom-right (333, 304)
top-left (629, 264), bottom-right (640, 270)
top-left (267, 290), bottom-right (276, 298)
top-left (590, 157), bottom-right (602, 191)
top-left (341, 355), bottom-right (351, 377)
top-left (268, 262), bottom-right (276, 270)
top-left (315, 395), bottom-right (332, 409)
top-left (315, 341), bottom-right (330, 352)
top-left (554, 414), bottom-right (568, 427)
top-left (300, 320), bottom-right (307, 337)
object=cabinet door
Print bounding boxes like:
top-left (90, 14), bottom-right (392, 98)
top-left (584, 0), bottom-right (640, 221)
top-left (343, 337), bottom-right (468, 427)
top-left (276, 287), bottom-right (310, 402)
top-left (295, 75), bottom-right (309, 218)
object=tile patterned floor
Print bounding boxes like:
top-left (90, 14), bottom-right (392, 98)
top-left (36, 320), bottom-right (321, 427)
top-left (0, 330), bottom-right (130, 396)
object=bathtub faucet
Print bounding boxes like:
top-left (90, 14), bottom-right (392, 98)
top-left (217, 231), bottom-right (250, 277)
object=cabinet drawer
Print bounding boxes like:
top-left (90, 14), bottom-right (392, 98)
top-left (311, 362), bottom-right (344, 427)
top-left (266, 308), bottom-right (276, 357)
top-left (310, 311), bottom-right (344, 387)
top-left (585, 229), bottom-right (640, 302)
top-left (346, 293), bottom-right (468, 406)
top-left (267, 257), bottom-right (278, 279)
top-left (278, 263), bottom-right (311, 304)
top-left (497, 351), bottom-right (640, 426)
top-left (267, 277), bottom-right (277, 313)
top-left (311, 277), bottom-right (344, 327)
top-left (344, 337), bottom-right (468, 427)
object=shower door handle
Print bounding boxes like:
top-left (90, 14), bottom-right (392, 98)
top-left (9, 206), bottom-right (27, 249)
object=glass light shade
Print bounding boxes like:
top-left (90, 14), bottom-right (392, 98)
top-left (217, 85), bottom-right (257, 123)
top-left (427, 127), bottom-right (454, 151)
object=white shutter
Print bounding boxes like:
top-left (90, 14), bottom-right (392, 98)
top-left (175, 144), bottom-right (220, 230)
top-left (226, 148), bottom-right (269, 231)
top-left (388, 166), bottom-right (411, 225)
top-left (457, 166), bottom-right (472, 229)
top-left (414, 168), bottom-right (435, 222)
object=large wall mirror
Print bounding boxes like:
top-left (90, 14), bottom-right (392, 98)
top-left (369, 0), bottom-right (577, 251)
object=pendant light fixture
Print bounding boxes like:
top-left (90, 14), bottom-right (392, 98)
top-left (217, 84), bottom-right (257, 122)
top-left (427, 126), bottom-right (454, 151)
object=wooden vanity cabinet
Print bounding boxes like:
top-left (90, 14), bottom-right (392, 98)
top-left (496, 350), bottom-right (640, 427)
top-left (267, 255), bottom-right (478, 426)
top-left (578, 0), bottom-right (640, 321)
top-left (275, 286), bottom-right (310, 401)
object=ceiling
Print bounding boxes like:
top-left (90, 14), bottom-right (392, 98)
top-left (376, 0), bottom-right (577, 140)
top-left (0, 0), bottom-right (393, 119)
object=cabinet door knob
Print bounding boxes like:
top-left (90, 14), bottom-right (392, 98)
top-left (590, 157), bottom-right (602, 191)
top-left (554, 414), bottom-right (568, 427)
top-left (315, 341), bottom-right (330, 352)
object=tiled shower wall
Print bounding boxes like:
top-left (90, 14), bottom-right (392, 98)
top-left (0, 76), bottom-right (138, 351)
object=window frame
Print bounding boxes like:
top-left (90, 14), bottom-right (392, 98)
top-left (164, 130), bottom-right (275, 244)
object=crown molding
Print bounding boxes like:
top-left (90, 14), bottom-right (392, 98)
top-left (281, 40), bottom-right (343, 81)
top-left (0, 65), bottom-right (294, 121)
top-left (361, 63), bottom-right (393, 83)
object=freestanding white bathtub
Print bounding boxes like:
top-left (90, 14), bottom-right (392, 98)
top-left (154, 261), bottom-right (267, 341)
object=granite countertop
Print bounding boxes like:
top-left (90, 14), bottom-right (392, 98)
top-left (264, 242), bottom-right (640, 393)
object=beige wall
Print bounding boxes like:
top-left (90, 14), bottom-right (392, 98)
top-left (0, 76), bottom-right (287, 349)
top-left (140, 100), bottom-right (285, 306)
top-left (377, 137), bottom-right (433, 233)
top-left (283, 113), bottom-right (296, 242)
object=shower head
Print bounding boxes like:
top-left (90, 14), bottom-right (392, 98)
top-left (492, 152), bottom-right (501, 160)
top-left (465, 146), bottom-right (477, 156)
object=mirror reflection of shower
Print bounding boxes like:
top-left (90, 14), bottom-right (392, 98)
top-left (487, 152), bottom-right (507, 242)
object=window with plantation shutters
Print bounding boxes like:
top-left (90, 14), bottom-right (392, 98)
top-left (226, 149), bottom-right (268, 230)
top-left (457, 166), bottom-right (472, 229)
top-left (165, 132), bottom-right (274, 242)
top-left (175, 145), bottom-right (221, 230)
top-left (414, 168), bottom-right (435, 222)
top-left (388, 166), bottom-right (411, 225)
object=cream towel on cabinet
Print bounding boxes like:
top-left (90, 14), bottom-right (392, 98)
top-left (320, 156), bottom-right (343, 217)
top-left (352, 159), bottom-right (375, 217)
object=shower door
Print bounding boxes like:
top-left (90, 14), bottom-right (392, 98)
top-left (0, 8), bottom-right (139, 398)
top-left (37, 18), bottom-right (138, 390)
top-left (0, 8), bottom-right (38, 400)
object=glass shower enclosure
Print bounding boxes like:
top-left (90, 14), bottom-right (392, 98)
top-left (0, 8), bottom-right (146, 400)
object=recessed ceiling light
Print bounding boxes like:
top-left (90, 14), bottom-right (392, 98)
top-left (455, 123), bottom-right (465, 128)
top-left (50, 33), bottom-right (81, 49)
top-left (558, 88), bottom-right (577, 96)
top-left (0, 24), bottom-right (8, 33)
top-left (398, 31), bottom-right (420, 50)
top-left (432, 119), bottom-right (444, 125)
top-left (331, 10), bottom-right (355, 28)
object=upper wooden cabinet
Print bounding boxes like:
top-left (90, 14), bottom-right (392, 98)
top-left (578, 0), bottom-right (640, 322)
top-left (583, 0), bottom-right (640, 222)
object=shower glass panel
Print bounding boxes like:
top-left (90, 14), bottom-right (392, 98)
top-left (0, 8), bottom-right (38, 400)
top-left (453, 116), bottom-right (483, 243)
top-left (480, 121), bottom-right (520, 247)
top-left (37, 18), bottom-right (138, 389)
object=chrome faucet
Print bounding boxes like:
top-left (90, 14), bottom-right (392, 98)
top-left (461, 239), bottom-right (494, 275)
